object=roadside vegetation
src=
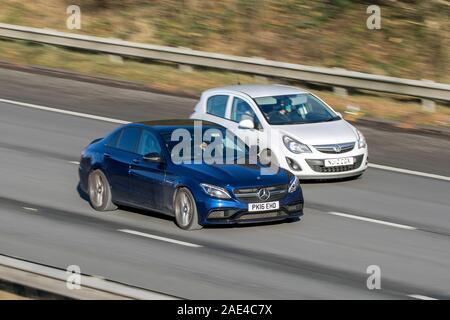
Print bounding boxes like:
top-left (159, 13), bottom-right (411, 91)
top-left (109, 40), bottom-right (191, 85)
top-left (1, 38), bottom-right (448, 130)
top-left (1, 0), bottom-right (448, 82)
top-left (0, 0), bottom-right (448, 130)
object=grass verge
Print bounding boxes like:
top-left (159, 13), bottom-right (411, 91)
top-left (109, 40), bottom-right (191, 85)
top-left (0, 38), bottom-right (448, 131)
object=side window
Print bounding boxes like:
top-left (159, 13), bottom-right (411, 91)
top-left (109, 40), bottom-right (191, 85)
top-left (138, 130), bottom-right (161, 156)
top-left (206, 95), bottom-right (228, 118)
top-left (106, 129), bottom-right (122, 148)
top-left (230, 97), bottom-right (260, 126)
top-left (116, 127), bottom-right (141, 153)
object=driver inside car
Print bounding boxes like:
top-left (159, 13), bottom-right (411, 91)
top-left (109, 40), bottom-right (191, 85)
top-left (268, 97), bottom-right (303, 124)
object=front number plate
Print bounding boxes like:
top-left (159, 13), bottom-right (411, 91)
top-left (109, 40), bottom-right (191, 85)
top-left (324, 157), bottom-right (354, 167)
top-left (248, 201), bottom-right (280, 212)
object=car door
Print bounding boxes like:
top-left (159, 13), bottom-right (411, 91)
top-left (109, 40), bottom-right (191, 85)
top-left (128, 129), bottom-right (166, 211)
top-left (104, 126), bottom-right (142, 204)
top-left (227, 96), bottom-right (261, 151)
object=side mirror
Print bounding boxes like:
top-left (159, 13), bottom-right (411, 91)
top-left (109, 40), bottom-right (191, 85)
top-left (238, 119), bottom-right (255, 129)
top-left (143, 152), bottom-right (164, 163)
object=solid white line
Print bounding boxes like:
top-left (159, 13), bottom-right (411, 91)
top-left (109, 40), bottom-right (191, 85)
top-left (327, 212), bottom-right (417, 230)
top-left (369, 163), bottom-right (450, 182)
top-left (2, 96), bottom-right (449, 182)
top-left (0, 98), bottom-right (129, 124)
top-left (22, 207), bottom-right (38, 212)
top-left (408, 294), bottom-right (438, 300)
top-left (118, 229), bottom-right (202, 248)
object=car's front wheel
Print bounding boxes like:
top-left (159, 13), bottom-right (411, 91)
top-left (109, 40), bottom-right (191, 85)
top-left (174, 188), bottom-right (202, 230)
top-left (88, 170), bottom-right (117, 212)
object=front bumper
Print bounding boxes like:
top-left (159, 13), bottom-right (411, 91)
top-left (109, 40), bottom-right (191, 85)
top-left (280, 147), bottom-right (368, 180)
top-left (195, 189), bottom-right (304, 225)
top-left (205, 203), bottom-right (303, 225)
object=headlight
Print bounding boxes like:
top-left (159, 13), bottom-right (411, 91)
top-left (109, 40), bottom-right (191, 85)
top-left (200, 183), bottom-right (231, 199)
top-left (356, 129), bottom-right (367, 149)
top-left (288, 175), bottom-right (300, 193)
top-left (282, 136), bottom-right (311, 154)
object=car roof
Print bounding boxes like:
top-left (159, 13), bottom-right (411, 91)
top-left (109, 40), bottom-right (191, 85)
top-left (136, 119), bottom-right (224, 131)
top-left (205, 84), bottom-right (309, 98)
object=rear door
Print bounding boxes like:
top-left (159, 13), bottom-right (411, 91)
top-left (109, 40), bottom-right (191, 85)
top-left (104, 126), bottom-right (141, 204)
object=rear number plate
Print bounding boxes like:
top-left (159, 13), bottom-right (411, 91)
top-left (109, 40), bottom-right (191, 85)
top-left (324, 157), bottom-right (354, 167)
top-left (248, 201), bottom-right (279, 212)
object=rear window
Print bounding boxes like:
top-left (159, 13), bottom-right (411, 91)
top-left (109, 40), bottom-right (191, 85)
top-left (116, 127), bottom-right (141, 153)
top-left (106, 129), bottom-right (122, 147)
top-left (206, 95), bottom-right (228, 118)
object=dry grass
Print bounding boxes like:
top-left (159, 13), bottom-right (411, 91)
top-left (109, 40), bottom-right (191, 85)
top-left (0, 0), bottom-right (449, 83)
top-left (0, 38), bottom-right (448, 130)
top-left (0, 290), bottom-right (29, 300)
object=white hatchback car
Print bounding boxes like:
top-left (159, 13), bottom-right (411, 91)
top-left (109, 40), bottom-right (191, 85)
top-left (190, 84), bottom-right (368, 179)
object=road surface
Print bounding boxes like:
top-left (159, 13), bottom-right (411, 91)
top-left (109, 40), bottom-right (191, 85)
top-left (0, 68), bottom-right (449, 299)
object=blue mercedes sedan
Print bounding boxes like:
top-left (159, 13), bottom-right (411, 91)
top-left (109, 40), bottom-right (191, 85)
top-left (78, 120), bottom-right (304, 230)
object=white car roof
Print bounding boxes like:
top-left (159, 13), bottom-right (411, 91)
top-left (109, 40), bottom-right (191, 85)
top-left (205, 84), bottom-right (309, 99)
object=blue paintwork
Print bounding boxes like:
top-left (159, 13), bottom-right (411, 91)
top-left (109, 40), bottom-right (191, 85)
top-left (79, 121), bottom-right (304, 226)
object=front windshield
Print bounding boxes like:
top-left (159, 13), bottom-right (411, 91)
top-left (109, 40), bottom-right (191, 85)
top-left (161, 127), bottom-right (249, 163)
top-left (254, 93), bottom-right (340, 125)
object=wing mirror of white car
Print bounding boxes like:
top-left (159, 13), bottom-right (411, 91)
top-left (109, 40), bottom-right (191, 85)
top-left (238, 119), bottom-right (255, 129)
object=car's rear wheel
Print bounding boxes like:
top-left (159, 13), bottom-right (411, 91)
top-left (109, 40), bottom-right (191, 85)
top-left (174, 188), bottom-right (202, 230)
top-left (88, 170), bottom-right (117, 212)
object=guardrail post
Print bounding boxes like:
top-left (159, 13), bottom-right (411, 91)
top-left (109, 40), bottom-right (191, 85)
top-left (421, 80), bottom-right (436, 112)
top-left (333, 86), bottom-right (348, 97)
top-left (421, 98), bottom-right (436, 112)
top-left (108, 54), bottom-right (124, 64)
top-left (178, 64), bottom-right (193, 73)
top-left (332, 68), bottom-right (349, 97)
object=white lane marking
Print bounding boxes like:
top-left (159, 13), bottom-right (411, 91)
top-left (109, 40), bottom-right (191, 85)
top-left (408, 294), bottom-right (438, 300)
top-left (22, 207), bottom-right (38, 212)
top-left (2, 96), bottom-right (449, 182)
top-left (118, 229), bottom-right (202, 248)
top-left (369, 163), bottom-right (450, 182)
top-left (0, 98), bottom-right (129, 124)
top-left (327, 212), bottom-right (417, 230)
top-left (69, 161), bottom-right (80, 165)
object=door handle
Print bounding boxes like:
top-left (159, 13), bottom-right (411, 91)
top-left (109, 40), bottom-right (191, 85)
top-left (104, 153), bottom-right (111, 158)
top-left (132, 159), bottom-right (140, 164)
